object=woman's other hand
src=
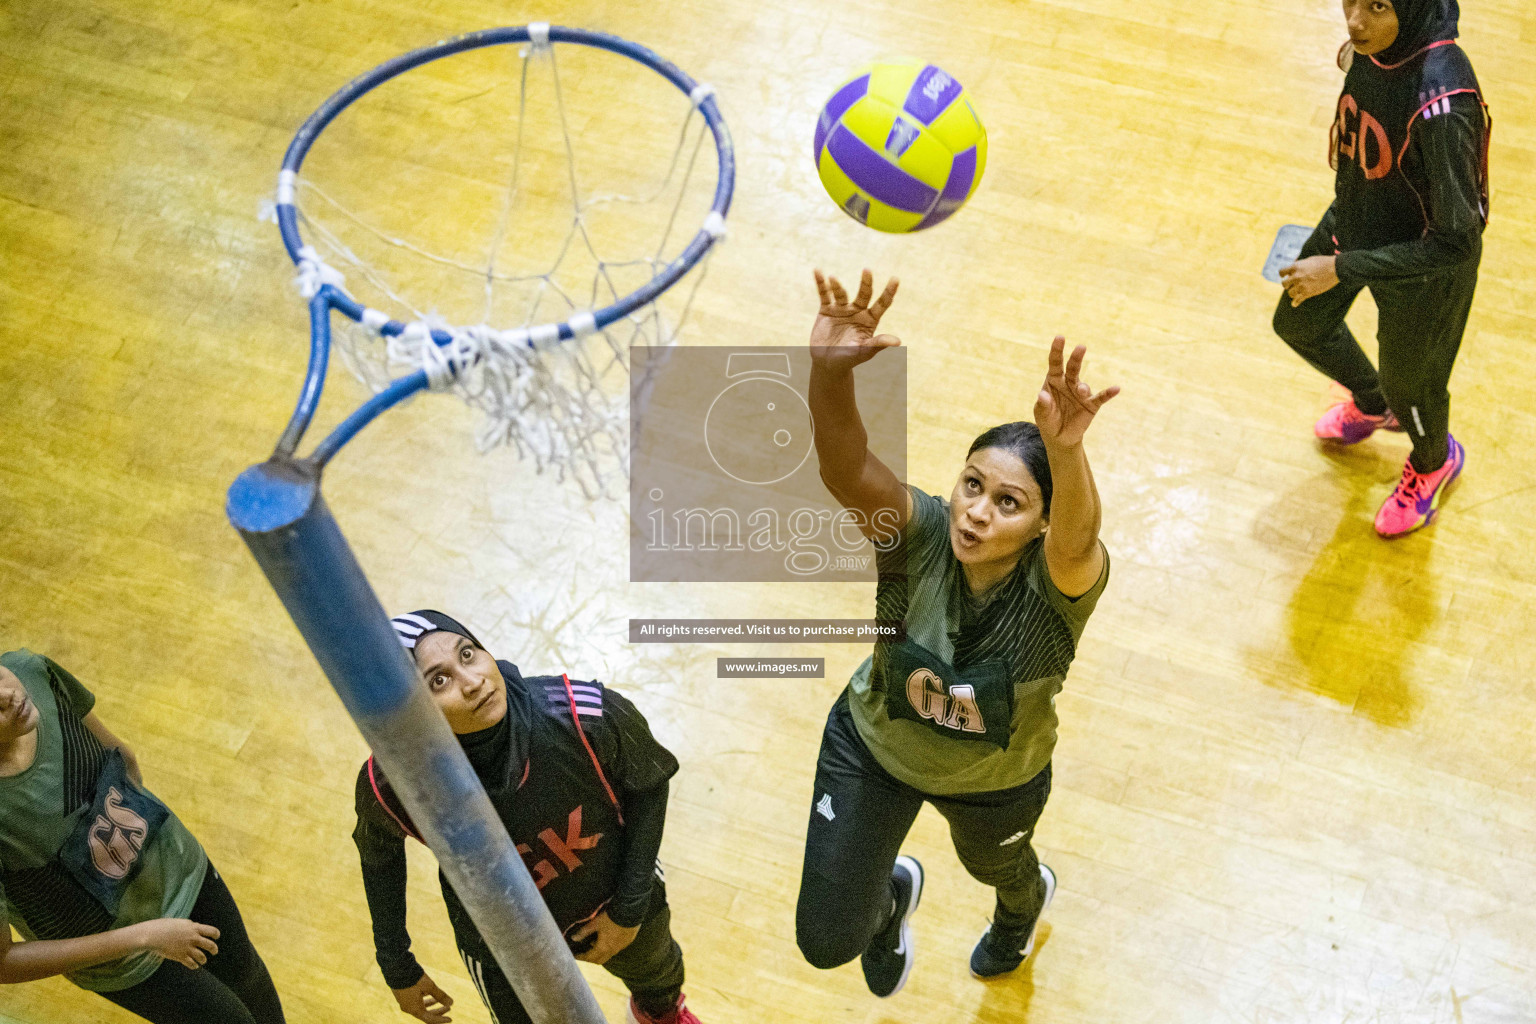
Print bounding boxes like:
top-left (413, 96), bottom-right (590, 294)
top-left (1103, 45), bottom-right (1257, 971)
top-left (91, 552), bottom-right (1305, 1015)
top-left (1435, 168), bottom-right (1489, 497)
top-left (391, 972), bottom-right (455, 1023)
top-left (1033, 336), bottom-right (1120, 449)
top-left (134, 918), bottom-right (220, 970)
top-left (1279, 255), bottom-right (1340, 306)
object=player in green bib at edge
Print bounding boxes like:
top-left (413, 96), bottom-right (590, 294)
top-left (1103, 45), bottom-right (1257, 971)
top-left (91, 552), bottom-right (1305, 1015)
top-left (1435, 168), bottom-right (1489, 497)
top-left (0, 650), bottom-right (285, 1023)
top-left (793, 269), bottom-right (1118, 996)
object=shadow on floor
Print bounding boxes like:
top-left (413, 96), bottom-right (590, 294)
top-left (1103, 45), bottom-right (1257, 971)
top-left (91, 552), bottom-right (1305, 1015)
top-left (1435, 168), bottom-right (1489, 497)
top-left (1247, 443), bottom-right (1442, 727)
top-left (969, 923), bottom-right (1047, 1022)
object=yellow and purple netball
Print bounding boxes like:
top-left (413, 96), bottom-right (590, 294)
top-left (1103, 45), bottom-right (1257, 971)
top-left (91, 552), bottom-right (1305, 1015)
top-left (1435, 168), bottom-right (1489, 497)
top-left (813, 62), bottom-right (987, 233)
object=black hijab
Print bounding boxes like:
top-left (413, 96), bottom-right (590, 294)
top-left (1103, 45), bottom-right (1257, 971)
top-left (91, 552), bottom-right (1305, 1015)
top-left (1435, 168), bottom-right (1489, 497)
top-left (389, 609), bottom-right (527, 790)
top-left (390, 609), bottom-right (485, 651)
top-left (1376, 0), bottom-right (1460, 65)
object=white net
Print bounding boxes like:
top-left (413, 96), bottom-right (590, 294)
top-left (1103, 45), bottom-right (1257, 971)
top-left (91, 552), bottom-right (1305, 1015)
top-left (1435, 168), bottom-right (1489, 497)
top-left (280, 33), bottom-right (724, 497)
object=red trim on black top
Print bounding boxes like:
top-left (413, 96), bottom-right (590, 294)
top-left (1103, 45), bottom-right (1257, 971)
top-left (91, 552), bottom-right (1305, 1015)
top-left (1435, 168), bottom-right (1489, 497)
top-left (1394, 88), bottom-right (1491, 233)
top-left (562, 674), bottom-right (624, 826)
top-left (367, 756), bottom-right (422, 843)
top-left (1397, 88), bottom-right (1480, 166)
top-left (561, 897), bottom-right (612, 938)
top-left (1480, 107), bottom-right (1493, 221)
top-left (1369, 38), bottom-right (1455, 71)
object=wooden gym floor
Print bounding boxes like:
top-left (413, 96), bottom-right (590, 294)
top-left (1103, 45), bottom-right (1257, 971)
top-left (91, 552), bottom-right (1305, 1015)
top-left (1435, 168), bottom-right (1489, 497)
top-left (2, 0), bottom-right (1534, 1021)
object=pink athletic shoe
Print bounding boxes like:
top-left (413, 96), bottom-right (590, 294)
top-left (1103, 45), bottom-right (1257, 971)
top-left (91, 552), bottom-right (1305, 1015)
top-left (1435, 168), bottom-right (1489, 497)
top-left (1314, 399), bottom-right (1402, 444)
top-left (628, 994), bottom-right (701, 1024)
top-left (1374, 436), bottom-right (1465, 538)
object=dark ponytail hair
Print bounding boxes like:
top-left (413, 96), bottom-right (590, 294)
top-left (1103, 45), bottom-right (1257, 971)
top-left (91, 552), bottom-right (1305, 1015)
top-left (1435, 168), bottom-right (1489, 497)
top-left (967, 422), bottom-right (1052, 518)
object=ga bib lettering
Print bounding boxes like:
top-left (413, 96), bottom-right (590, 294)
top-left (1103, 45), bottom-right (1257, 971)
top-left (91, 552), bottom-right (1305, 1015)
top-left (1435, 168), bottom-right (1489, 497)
top-left (882, 639), bottom-right (1013, 748)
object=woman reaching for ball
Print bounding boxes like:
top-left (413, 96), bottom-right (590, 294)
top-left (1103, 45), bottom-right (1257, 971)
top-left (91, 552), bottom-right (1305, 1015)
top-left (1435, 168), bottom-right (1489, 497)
top-left (794, 270), bottom-right (1116, 995)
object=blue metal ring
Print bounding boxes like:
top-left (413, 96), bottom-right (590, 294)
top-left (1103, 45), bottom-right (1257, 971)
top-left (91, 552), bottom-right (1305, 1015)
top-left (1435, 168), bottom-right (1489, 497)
top-left (272, 25), bottom-right (734, 463)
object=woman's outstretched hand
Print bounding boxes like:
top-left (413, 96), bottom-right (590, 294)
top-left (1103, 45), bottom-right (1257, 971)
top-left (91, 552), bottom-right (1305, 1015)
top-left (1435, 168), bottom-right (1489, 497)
top-left (1033, 335), bottom-right (1120, 448)
top-left (809, 268), bottom-right (901, 372)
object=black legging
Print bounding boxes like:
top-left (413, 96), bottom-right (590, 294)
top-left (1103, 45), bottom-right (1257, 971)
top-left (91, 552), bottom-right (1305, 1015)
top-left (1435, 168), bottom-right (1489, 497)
top-left (100, 864), bottom-right (284, 1024)
top-left (796, 690), bottom-right (1052, 969)
top-left (1272, 211), bottom-right (1479, 474)
top-left (452, 879), bottom-right (685, 1024)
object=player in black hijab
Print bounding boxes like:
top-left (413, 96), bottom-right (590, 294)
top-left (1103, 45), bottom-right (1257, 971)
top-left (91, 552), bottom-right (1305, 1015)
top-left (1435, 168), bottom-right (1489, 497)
top-left (1272, 0), bottom-right (1489, 537)
top-left (351, 611), bottom-right (703, 1024)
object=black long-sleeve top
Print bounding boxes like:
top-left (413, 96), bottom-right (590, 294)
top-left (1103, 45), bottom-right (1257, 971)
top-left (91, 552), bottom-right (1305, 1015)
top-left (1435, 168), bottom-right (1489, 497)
top-left (1334, 92), bottom-right (1486, 286)
top-left (352, 674), bottom-right (677, 989)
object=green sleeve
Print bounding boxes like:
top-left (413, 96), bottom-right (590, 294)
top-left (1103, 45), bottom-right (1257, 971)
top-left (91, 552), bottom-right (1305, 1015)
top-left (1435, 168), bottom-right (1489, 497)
top-left (872, 485), bottom-right (949, 582)
top-left (1027, 539), bottom-right (1110, 633)
top-left (43, 657), bottom-right (96, 718)
top-left (904, 485), bottom-right (951, 568)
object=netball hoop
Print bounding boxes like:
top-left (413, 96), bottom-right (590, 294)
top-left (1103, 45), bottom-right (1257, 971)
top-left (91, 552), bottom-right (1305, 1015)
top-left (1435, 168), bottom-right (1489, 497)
top-left (226, 24), bottom-right (732, 1024)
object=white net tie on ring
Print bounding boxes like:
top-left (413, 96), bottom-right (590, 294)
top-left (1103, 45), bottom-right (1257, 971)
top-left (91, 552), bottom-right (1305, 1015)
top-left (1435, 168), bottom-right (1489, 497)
top-left (294, 245), bottom-right (346, 299)
top-left (284, 34), bottom-right (720, 498)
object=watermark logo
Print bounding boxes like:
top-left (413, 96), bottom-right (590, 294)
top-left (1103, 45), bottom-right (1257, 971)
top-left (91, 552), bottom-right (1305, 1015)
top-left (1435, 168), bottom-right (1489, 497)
top-left (631, 347), bottom-right (906, 582)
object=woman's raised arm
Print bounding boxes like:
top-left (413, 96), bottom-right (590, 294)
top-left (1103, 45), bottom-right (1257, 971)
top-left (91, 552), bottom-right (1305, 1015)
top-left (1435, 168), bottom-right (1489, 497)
top-left (1034, 335), bottom-right (1119, 597)
top-left (808, 268), bottom-right (912, 541)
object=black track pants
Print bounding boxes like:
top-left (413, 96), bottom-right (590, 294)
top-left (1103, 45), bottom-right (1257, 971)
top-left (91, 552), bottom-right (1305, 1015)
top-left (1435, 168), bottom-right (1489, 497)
top-left (795, 690), bottom-right (1052, 970)
top-left (453, 880), bottom-right (684, 1024)
top-left (1272, 216), bottom-right (1479, 473)
top-left (100, 864), bottom-right (285, 1024)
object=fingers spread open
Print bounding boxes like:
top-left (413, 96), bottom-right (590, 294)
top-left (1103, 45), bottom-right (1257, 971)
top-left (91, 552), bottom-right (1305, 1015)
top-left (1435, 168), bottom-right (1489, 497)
top-left (854, 269), bottom-right (873, 309)
top-left (1064, 344), bottom-right (1086, 385)
top-left (813, 269), bottom-right (831, 307)
top-left (829, 275), bottom-right (849, 307)
top-left (870, 277), bottom-right (900, 319)
top-left (1047, 335), bottom-right (1067, 378)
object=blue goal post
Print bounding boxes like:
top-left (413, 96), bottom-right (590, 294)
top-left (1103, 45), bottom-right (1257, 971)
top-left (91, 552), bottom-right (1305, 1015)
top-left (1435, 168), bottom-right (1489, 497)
top-left (227, 23), bottom-right (732, 1024)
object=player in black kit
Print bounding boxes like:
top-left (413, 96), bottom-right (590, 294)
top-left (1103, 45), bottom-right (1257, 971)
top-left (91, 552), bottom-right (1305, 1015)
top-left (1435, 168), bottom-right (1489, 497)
top-left (351, 611), bottom-right (702, 1024)
top-left (1273, 0), bottom-right (1489, 537)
